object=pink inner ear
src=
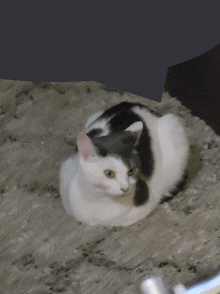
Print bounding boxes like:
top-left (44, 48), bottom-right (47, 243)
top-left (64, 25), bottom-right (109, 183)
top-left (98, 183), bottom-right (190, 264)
top-left (77, 133), bottom-right (96, 161)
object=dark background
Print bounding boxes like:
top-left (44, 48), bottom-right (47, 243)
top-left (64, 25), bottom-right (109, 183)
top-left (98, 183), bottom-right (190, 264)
top-left (1, 3), bottom-right (220, 134)
top-left (1, 3), bottom-right (220, 103)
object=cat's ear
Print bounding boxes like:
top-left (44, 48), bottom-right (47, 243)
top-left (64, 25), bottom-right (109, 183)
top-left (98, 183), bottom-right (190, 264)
top-left (77, 133), bottom-right (97, 161)
top-left (125, 121), bottom-right (143, 143)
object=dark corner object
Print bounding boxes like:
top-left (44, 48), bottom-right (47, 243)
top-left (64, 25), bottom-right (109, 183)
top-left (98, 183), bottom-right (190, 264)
top-left (164, 43), bottom-right (220, 136)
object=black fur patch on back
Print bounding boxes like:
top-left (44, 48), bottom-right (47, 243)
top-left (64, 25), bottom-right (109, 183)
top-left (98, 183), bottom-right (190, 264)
top-left (133, 178), bottom-right (149, 206)
top-left (99, 102), bottom-right (135, 119)
top-left (99, 101), bottom-right (160, 119)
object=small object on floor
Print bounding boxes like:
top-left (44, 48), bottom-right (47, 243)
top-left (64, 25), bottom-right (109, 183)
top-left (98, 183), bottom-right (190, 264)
top-left (140, 267), bottom-right (220, 294)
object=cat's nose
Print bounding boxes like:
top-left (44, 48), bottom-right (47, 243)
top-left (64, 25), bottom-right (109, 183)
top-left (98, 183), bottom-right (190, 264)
top-left (121, 187), bottom-right (129, 193)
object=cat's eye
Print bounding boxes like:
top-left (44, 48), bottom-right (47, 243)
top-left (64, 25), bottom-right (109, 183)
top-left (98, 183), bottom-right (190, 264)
top-left (128, 167), bottom-right (136, 176)
top-left (104, 170), bottom-right (115, 178)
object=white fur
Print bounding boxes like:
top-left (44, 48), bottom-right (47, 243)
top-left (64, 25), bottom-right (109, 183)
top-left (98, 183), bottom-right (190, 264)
top-left (59, 105), bottom-right (189, 226)
top-left (84, 110), bottom-right (104, 129)
top-left (80, 155), bottom-right (135, 197)
top-left (84, 110), bottom-right (111, 136)
top-left (126, 121), bottom-right (143, 133)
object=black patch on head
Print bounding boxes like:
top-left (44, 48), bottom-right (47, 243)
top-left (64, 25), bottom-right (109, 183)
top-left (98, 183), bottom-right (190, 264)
top-left (84, 102), bottom-right (155, 178)
top-left (105, 106), bottom-right (154, 178)
top-left (91, 131), bottom-right (141, 169)
top-left (133, 178), bottom-right (149, 206)
top-left (87, 128), bottom-right (103, 139)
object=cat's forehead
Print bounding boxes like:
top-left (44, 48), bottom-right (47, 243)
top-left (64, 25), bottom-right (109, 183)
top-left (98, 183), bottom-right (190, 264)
top-left (97, 155), bottom-right (128, 170)
top-left (92, 134), bottom-right (140, 170)
top-left (92, 131), bottom-right (137, 156)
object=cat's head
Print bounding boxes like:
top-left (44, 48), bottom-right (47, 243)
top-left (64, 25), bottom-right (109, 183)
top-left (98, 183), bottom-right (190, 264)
top-left (77, 121), bottom-right (143, 197)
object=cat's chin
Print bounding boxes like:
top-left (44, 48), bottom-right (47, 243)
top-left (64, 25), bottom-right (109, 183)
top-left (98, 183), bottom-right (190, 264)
top-left (109, 194), bottom-right (124, 198)
top-left (94, 185), bottom-right (124, 197)
top-left (108, 191), bottom-right (127, 198)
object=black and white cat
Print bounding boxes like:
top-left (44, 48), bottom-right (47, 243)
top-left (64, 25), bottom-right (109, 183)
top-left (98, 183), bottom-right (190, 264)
top-left (59, 102), bottom-right (189, 226)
